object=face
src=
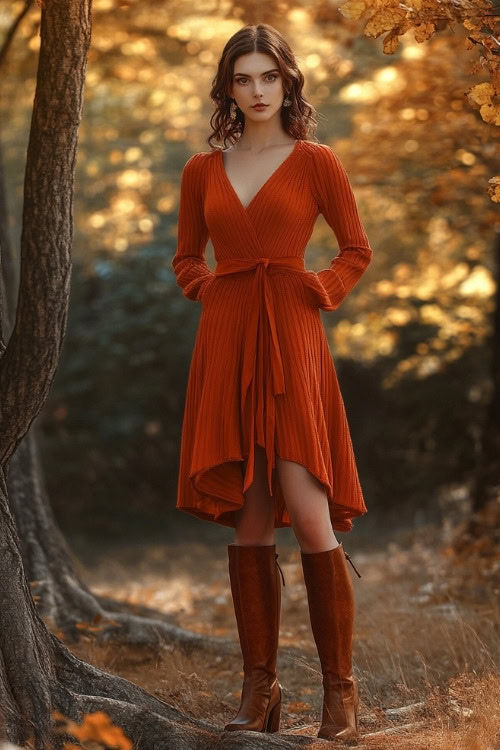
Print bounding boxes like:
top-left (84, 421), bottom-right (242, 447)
top-left (229, 51), bottom-right (287, 122)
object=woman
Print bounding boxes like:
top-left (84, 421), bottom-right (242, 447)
top-left (172, 22), bottom-right (371, 742)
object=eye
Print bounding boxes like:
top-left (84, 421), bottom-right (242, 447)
top-left (235, 74), bottom-right (279, 84)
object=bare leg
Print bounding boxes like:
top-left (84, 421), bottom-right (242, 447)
top-left (275, 457), bottom-right (339, 552)
top-left (234, 443), bottom-right (275, 546)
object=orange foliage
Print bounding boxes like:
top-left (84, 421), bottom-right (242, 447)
top-left (52, 709), bottom-right (133, 750)
top-left (339, 0), bottom-right (499, 193)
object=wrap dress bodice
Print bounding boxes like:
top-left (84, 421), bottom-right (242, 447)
top-left (172, 138), bottom-right (373, 532)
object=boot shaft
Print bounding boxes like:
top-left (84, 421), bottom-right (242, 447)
top-left (227, 543), bottom-right (282, 676)
top-left (301, 544), bottom-right (357, 687)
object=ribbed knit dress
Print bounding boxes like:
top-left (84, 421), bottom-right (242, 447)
top-left (171, 138), bottom-right (372, 532)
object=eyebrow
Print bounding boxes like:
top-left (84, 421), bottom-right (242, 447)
top-left (233, 69), bottom-right (280, 78)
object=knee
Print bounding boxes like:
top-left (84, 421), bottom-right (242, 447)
top-left (292, 514), bottom-right (336, 551)
top-left (234, 502), bottom-right (275, 546)
top-left (234, 520), bottom-right (275, 546)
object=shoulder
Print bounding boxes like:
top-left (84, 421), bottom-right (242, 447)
top-left (182, 150), bottom-right (213, 172)
top-left (181, 150), bottom-right (217, 188)
top-left (300, 141), bottom-right (348, 206)
top-left (183, 148), bottom-right (219, 171)
top-left (300, 141), bottom-right (345, 183)
top-left (301, 139), bottom-right (340, 166)
top-left (300, 139), bottom-right (329, 152)
top-left (300, 140), bottom-right (331, 153)
top-left (302, 141), bottom-right (350, 194)
top-left (187, 148), bottom-right (220, 162)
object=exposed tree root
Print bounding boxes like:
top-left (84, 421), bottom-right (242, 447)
top-left (9, 431), bottom-right (234, 655)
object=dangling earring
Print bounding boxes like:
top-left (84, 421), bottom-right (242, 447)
top-left (283, 93), bottom-right (292, 107)
top-left (230, 100), bottom-right (238, 120)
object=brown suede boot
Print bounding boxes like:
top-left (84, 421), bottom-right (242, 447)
top-left (301, 542), bottom-right (362, 743)
top-left (224, 543), bottom-right (286, 733)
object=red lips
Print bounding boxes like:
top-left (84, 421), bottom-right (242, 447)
top-left (252, 104), bottom-right (267, 108)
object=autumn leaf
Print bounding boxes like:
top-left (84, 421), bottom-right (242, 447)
top-left (468, 82), bottom-right (495, 107)
top-left (338, 0), bottom-right (368, 20)
top-left (414, 22), bottom-right (436, 43)
top-left (487, 176), bottom-right (500, 202)
top-left (467, 83), bottom-right (500, 125)
top-left (365, 9), bottom-right (407, 38)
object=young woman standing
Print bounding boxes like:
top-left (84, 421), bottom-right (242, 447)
top-left (172, 22), bottom-right (371, 743)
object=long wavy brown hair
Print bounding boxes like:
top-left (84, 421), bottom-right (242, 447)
top-left (207, 24), bottom-right (322, 150)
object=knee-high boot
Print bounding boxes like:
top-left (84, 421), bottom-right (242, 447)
top-left (300, 542), bottom-right (362, 743)
top-left (224, 543), bottom-right (285, 733)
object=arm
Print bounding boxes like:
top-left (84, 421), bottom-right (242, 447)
top-left (171, 152), bottom-right (215, 302)
top-left (309, 144), bottom-right (373, 310)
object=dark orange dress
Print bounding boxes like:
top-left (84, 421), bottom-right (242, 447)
top-left (171, 139), bottom-right (373, 532)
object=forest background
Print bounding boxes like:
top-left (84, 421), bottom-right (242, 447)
top-left (0, 0), bottom-right (498, 746)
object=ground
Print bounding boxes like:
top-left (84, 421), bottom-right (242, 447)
top-left (50, 521), bottom-right (499, 749)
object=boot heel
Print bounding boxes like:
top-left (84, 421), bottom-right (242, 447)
top-left (266, 695), bottom-right (281, 732)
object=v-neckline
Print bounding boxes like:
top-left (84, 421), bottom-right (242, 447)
top-left (218, 139), bottom-right (302, 215)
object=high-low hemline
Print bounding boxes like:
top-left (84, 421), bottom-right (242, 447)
top-left (185, 450), bottom-right (365, 532)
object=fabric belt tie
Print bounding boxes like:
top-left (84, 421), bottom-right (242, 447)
top-left (214, 256), bottom-right (305, 497)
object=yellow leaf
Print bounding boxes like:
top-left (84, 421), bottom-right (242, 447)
top-left (468, 82), bottom-right (494, 107)
top-left (365, 9), bottom-right (406, 38)
top-left (489, 186), bottom-right (500, 203)
top-left (338, 0), bottom-right (367, 20)
top-left (414, 22), bottom-right (435, 42)
top-left (479, 102), bottom-right (500, 125)
top-left (463, 18), bottom-right (480, 30)
top-left (383, 33), bottom-right (401, 54)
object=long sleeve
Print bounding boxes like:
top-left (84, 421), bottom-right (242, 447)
top-left (171, 152), bottom-right (215, 302)
top-left (309, 144), bottom-right (372, 310)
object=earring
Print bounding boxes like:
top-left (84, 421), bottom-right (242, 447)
top-left (283, 94), bottom-right (292, 107)
top-left (230, 100), bottom-right (238, 120)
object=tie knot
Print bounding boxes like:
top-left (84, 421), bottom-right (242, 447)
top-left (257, 257), bottom-right (270, 268)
